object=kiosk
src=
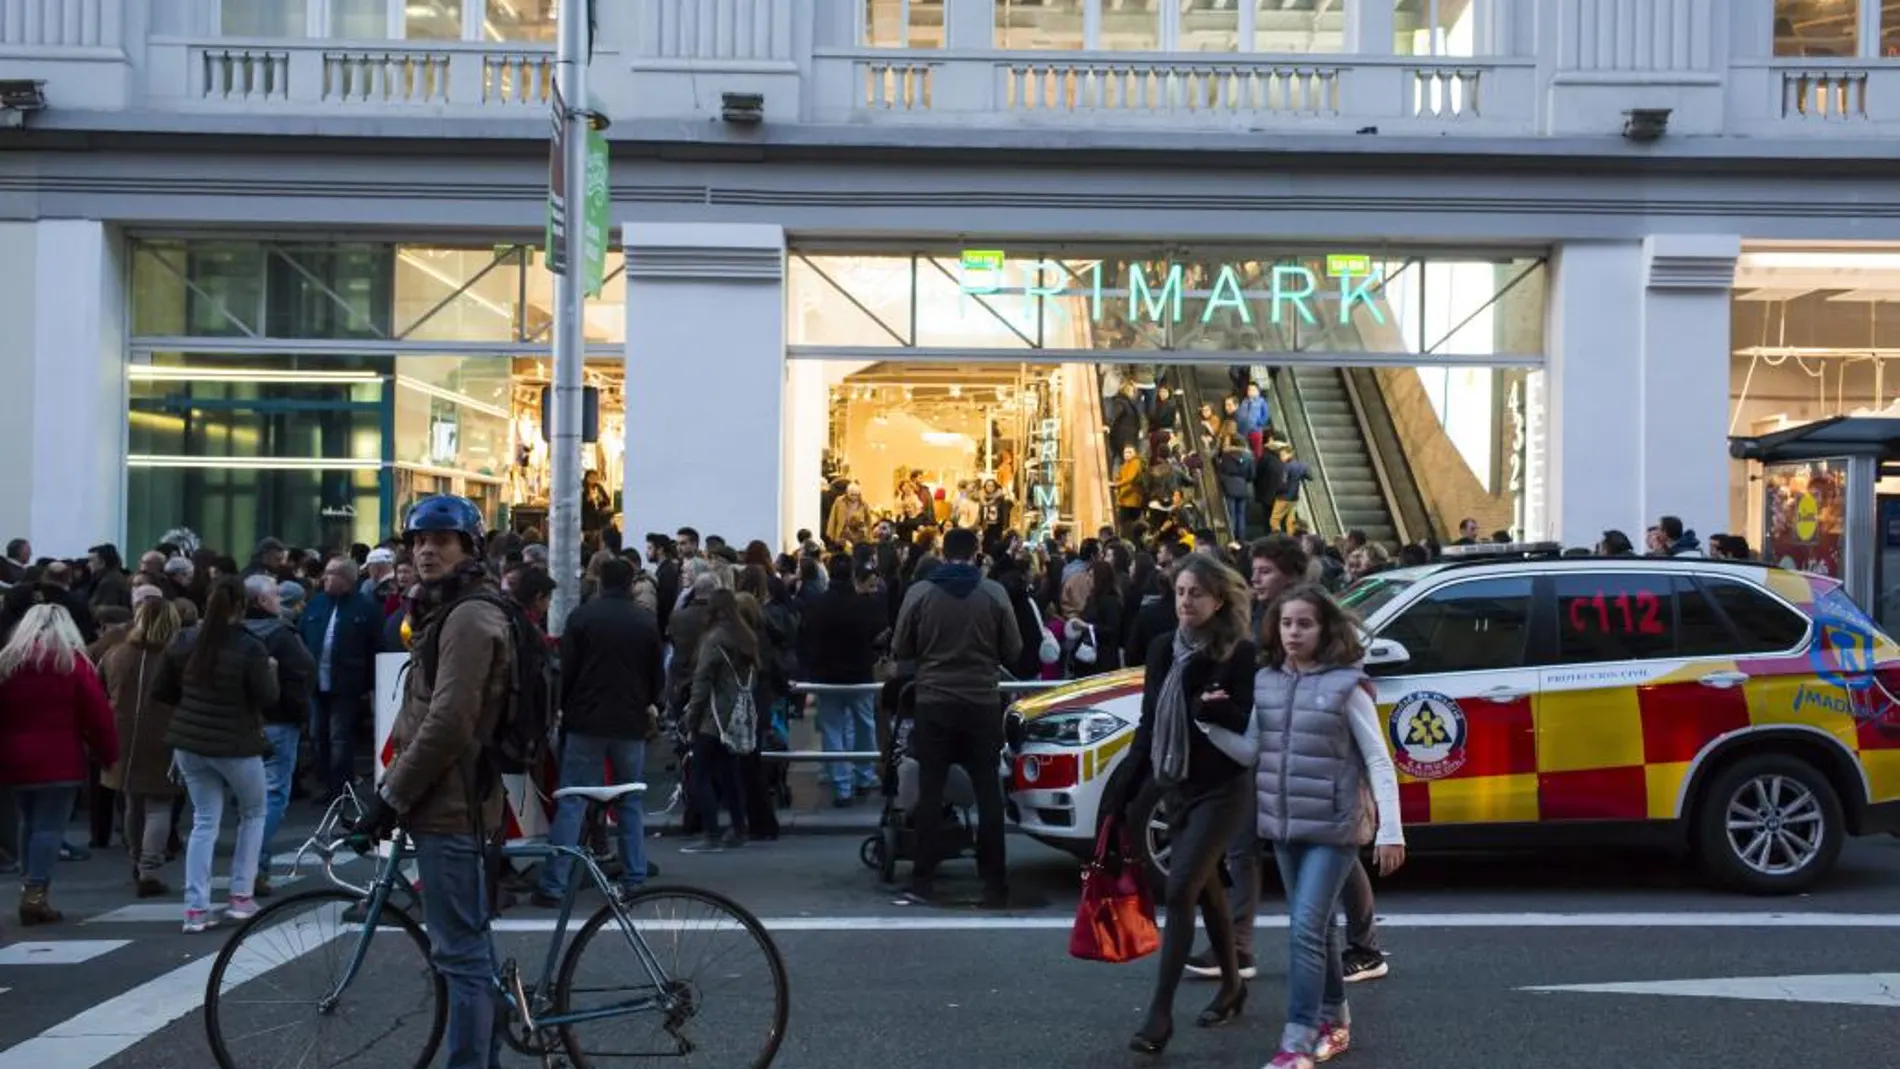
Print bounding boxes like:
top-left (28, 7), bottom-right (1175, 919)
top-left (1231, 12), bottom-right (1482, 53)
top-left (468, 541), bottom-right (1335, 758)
top-left (1730, 416), bottom-right (1900, 633)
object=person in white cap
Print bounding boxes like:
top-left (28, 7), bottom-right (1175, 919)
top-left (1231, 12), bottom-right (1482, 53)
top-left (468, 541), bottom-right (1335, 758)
top-left (360, 547), bottom-right (397, 602)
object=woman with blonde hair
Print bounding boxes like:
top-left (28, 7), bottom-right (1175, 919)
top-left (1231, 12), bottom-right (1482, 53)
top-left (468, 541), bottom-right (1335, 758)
top-left (99, 595), bottom-right (183, 897)
top-left (0, 602), bottom-right (118, 925)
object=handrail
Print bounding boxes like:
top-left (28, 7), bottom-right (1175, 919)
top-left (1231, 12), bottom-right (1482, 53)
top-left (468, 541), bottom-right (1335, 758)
top-left (1267, 366), bottom-right (1346, 540)
top-left (1337, 368), bottom-right (1413, 545)
top-left (1172, 370), bottom-right (1235, 544)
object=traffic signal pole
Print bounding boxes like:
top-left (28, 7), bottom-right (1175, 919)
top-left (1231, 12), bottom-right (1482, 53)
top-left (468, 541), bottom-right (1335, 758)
top-left (546, 0), bottom-right (589, 636)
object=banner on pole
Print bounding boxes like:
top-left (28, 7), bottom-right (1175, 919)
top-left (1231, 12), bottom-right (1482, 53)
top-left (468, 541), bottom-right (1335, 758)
top-left (545, 82), bottom-right (569, 275)
top-left (583, 127), bottom-right (609, 297)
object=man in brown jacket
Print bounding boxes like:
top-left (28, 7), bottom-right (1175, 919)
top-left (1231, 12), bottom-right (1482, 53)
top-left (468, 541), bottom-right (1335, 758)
top-left (354, 494), bottom-right (511, 1069)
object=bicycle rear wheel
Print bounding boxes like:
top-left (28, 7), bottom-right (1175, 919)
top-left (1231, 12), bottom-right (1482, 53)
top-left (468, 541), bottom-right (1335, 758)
top-left (555, 885), bottom-right (788, 1069)
top-left (204, 888), bottom-right (446, 1069)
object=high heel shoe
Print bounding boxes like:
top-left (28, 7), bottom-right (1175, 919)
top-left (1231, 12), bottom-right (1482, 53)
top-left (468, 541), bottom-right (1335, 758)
top-left (1128, 1020), bottom-right (1173, 1054)
top-left (1195, 985), bottom-right (1247, 1028)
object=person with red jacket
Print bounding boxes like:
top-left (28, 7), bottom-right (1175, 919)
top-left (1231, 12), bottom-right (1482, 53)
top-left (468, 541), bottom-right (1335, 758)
top-left (0, 602), bottom-right (119, 925)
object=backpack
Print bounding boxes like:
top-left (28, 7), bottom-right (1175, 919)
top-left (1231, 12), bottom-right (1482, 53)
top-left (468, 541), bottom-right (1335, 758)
top-left (712, 646), bottom-right (759, 757)
top-left (415, 591), bottom-right (559, 782)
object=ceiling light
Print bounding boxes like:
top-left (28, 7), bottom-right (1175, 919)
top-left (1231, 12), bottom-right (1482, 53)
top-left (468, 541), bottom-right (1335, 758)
top-left (1737, 251), bottom-right (1900, 271)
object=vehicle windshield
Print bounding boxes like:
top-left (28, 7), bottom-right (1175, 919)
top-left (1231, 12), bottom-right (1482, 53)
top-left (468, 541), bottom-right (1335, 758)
top-left (1339, 575), bottom-right (1412, 621)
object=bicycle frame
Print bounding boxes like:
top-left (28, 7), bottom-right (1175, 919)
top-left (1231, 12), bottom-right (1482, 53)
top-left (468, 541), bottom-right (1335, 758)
top-left (293, 792), bottom-right (682, 1032)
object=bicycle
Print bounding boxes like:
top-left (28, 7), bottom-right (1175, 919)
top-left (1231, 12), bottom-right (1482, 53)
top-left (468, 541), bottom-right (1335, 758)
top-left (202, 782), bottom-right (789, 1069)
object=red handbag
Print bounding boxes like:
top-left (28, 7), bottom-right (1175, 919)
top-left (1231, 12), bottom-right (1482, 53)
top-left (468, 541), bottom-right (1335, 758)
top-left (1068, 818), bottom-right (1160, 963)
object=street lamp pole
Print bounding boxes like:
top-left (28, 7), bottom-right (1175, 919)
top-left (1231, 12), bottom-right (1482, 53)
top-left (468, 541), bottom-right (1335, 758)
top-left (546, 0), bottom-right (590, 635)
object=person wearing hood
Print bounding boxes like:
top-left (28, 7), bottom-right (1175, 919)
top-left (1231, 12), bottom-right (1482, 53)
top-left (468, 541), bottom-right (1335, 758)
top-left (1657, 514), bottom-right (1704, 557)
top-left (890, 527), bottom-right (1022, 909)
top-left (241, 575), bottom-right (315, 896)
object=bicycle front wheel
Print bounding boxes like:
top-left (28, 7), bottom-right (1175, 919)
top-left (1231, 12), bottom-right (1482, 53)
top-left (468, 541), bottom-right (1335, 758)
top-left (204, 888), bottom-right (446, 1069)
top-left (556, 885), bottom-right (789, 1069)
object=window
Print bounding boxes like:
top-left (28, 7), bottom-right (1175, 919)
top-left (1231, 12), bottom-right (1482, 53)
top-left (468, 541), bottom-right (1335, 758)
top-left (221, 0), bottom-right (306, 37)
top-left (1252, 0), bottom-right (1342, 54)
top-left (1179, 0), bottom-right (1239, 52)
top-left (1374, 577), bottom-right (1532, 675)
top-left (865, 0), bottom-right (945, 48)
top-left (405, 0), bottom-right (461, 40)
top-left (1395, 0), bottom-right (1474, 58)
top-left (483, 0), bottom-right (557, 42)
top-left (1554, 572), bottom-right (1676, 664)
top-left (996, 0), bottom-right (1086, 50)
top-left (1339, 575), bottom-right (1414, 622)
top-left (1674, 576), bottom-right (1736, 658)
top-left (1775, 0), bottom-right (1858, 57)
top-left (329, 0), bottom-right (384, 38)
top-left (1704, 576), bottom-right (1810, 653)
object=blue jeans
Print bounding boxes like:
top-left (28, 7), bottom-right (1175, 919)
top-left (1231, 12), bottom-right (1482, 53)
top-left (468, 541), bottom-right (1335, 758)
top-left (413, 832), bottom-right (504, 1069)
top-left (1226, 495), bottom-right (1250, 541)
top-left (815, 691), bottom-right (877, 799)
top-left (258, 724), bottom-right (300, 878)
top-left (15, 785), bottom-right (78, 887)
top-left (539, 733), bottom-right (648, 899)
top-left (175, 750), bottom-right (267, 913)
top-left (1271, 840), bottom-right (1358, 1054)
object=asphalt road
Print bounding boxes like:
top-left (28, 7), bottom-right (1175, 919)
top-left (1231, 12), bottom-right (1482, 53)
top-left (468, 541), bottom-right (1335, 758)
top-left (2, 799), bottom-right (1897, 1069)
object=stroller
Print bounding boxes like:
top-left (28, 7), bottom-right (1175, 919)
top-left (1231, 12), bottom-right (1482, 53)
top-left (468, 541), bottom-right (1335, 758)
top-left (859, 677), bottom-right (978, 884)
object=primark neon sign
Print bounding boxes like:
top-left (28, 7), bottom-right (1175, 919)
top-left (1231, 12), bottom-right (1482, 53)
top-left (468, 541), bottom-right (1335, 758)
top-left (957, 251), bottom-right (1388, 329)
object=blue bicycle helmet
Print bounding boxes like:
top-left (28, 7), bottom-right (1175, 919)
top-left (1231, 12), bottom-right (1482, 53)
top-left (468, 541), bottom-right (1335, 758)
top-left (402, 494), bottom-right (487, 556)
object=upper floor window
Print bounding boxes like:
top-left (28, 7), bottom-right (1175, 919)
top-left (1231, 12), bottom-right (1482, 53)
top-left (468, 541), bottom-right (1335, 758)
top-left (865, 0), bottom-right (946, 48)
top-left (1774, 0), bottom-right (1900, 58)
top-left (218, 0), bottom-right (557, 41)
top-left (979, 0), bottom-right (1476, 55)
top-left (1395, 0), bottom-right (1474, 58)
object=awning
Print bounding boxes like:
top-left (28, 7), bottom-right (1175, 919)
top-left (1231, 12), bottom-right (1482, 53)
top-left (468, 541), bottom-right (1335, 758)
top-left (1729, 416), bottom-right (1900, 462)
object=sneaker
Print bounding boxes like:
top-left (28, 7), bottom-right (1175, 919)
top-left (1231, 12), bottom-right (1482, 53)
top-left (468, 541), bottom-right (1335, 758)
top-left (679, 836), bottom-right (725, 854)
top-left (183, 909), bottom-right (216, 934)
top-left (225, 895), bottom-right (259, 921)
top-left (1185, 950), bottom-right (1257, 980)
top-left (1266, 1052), bottom-right (1316, 1069)
top-left (1343, 948), bottom-right (1388, 983)
top-left (1315, 1023), bottom-right (1351, 1062)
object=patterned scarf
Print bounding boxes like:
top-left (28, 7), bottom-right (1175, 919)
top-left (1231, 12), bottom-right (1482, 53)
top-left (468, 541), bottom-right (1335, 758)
top-left (1151, 626), bottom-right (1209, 786)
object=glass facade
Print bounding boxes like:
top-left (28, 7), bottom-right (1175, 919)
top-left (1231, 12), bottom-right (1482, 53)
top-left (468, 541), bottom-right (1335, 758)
top-left (219, 0), bottom-right (557, 41)
top-left (977, 0), bottom-right (1475, 54)
top-left (787, 249), bottom-right (1546, 358)
top-left (126, 238), bottom-right (625, 554)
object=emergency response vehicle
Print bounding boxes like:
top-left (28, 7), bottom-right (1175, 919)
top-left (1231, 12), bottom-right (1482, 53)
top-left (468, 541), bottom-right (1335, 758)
top-left (1002, 545), bottom-right (1900, 894)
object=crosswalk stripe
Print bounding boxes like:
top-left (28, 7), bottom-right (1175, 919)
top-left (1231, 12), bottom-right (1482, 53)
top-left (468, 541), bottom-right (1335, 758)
top-left (0, 941), bottom-right (130, 966)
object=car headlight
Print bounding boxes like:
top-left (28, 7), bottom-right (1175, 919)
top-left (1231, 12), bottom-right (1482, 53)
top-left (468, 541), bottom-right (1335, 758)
top-left (1021, 709), bottom-right (1129, 748)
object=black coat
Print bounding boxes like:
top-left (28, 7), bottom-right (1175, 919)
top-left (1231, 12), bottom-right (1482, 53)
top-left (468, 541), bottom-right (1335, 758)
top-left (559, 590), bottom-right (666, 740)
top-left (1111, 634), bottom-right (1256, 814)
top-left (797, 585), bottom-right (887, 684)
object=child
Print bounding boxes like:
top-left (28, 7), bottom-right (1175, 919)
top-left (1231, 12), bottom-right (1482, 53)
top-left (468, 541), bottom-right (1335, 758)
top-left (1252, 584), bottom-right (1406, 1067)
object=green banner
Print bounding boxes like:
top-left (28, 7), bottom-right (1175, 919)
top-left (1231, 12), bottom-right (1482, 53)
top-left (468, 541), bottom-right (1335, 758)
top-left (582, 127), bottom-right (610, 297)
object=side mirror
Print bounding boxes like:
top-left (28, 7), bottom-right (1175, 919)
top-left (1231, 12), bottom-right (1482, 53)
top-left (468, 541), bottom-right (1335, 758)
top-left (1365, 639), bottom-right (1410, 667)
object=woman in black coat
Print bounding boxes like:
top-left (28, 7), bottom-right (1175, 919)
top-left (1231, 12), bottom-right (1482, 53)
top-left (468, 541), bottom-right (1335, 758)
top-left (1105, 553), bottom-right (1257, 1054)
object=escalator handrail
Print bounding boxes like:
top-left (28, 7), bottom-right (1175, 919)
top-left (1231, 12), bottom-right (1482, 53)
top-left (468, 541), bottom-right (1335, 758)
top-left (1266, 367), bottom-right (1347, 539)
top-left (1172, 371), bottom-right (1233, 545)
top-left (1337, 368), bottom-right (1413, 545)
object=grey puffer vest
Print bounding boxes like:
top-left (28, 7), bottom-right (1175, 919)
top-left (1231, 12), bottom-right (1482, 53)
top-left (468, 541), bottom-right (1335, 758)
top-left (1253, 664), bottom-right (1370, 845)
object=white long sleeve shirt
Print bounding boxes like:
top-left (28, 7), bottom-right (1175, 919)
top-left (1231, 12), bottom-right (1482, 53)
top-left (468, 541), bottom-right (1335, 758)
top-left (1343, 686), bottom-right (1406, 847)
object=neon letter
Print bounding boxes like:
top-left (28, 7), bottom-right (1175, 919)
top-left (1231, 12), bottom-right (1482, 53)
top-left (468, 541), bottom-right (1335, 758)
top-left (1270, 265), bottom-right (1317, 325)
top-left (1025, 260), bottom-right (1065, 331)
top-left (1201, 264), bottom-right (1254, 325)
top-left (1089, 260), bottom-right (1104, 322)
top-left (1337, 266), bottom-right (1387, 325)
top-left (1128, 263), bottom-right (1184, 326)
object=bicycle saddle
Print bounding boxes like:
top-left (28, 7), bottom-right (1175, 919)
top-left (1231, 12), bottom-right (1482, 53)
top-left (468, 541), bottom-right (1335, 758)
top-left (554, 783), bottom-right (648, 803)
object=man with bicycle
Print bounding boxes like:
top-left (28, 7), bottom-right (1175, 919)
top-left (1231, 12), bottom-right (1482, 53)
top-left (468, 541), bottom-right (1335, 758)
top-left (353, 495), bottom-right (511, 1069)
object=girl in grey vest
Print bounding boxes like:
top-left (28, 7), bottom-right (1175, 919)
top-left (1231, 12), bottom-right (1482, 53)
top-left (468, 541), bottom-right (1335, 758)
top-left (1253, 584), bottom-right (1405, 1069)
top-left (1107, 554), bottom-right (1257, 1054)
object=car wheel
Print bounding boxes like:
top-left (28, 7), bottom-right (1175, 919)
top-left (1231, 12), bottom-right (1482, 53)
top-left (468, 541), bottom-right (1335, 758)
top-left (1695, 753), bottom-right (1844, 895)
top-left (1128, 780), bottom-right (1172, 887)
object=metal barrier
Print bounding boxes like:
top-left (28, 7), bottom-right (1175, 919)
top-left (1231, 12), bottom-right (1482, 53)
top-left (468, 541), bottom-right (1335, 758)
top-left (762, 678), bottom-right (1067, 763)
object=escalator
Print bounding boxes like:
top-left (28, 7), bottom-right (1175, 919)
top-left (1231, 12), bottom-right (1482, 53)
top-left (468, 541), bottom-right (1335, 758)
top-left (1275, 366), bottom-right (1406, 545)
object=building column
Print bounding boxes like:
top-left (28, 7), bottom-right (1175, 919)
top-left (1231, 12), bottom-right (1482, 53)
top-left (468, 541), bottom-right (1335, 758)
top-left (1543, 240), bottom-right (1644, 546)
top-left (0, 220), bottom-right (127, 557)
top-left (1639, 234), bottom-right (1740, 544)
top-left (621, 222), bottom-right (787, 548)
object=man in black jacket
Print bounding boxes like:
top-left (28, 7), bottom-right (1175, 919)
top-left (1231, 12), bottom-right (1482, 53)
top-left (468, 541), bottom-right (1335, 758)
top-left (799, 554), bottom-right (889, 806)
top-left (241, 574), bottom-right (317, 897)
top-left (891, 527), bottom-right (1022, 908)
top-left (535, 557), bottom-right (665, 906)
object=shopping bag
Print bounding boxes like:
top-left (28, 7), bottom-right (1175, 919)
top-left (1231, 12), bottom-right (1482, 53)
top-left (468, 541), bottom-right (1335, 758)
top-left (1068, 818), bottom-right (1160, 963)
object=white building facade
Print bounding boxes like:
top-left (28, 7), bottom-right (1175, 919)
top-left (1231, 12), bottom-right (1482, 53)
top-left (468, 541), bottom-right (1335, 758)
top-left (0, 0), bottom-right (1893, 556)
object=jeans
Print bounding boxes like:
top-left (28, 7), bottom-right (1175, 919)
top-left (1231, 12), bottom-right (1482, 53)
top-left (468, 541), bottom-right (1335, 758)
top-left (174, 750), bottom-right (267, 913)
top-left (413, 832), bottom-right (504, 1069)
top-left (688, 735), bottom-right (746, 839)
top-left (16, 785), bottom-right (78, 887)
top-left (258, 724), bottom-right (301, 878)
top-left (1228, 831), bottom-right (1380, 958)
top-left (310, 690), bottom-right (364, 794)
top-left (907, 708), bottom-right (1008, 898)
top-left (1226, 495), bottom-right (1250, 541)
top-left (122, 793), bottom-right (173, 880)
top-left (1147, 777), bottom-right (1251, 1027)
top-left (1271, 841), bottom-right (1360, 1054)
top-left (815, 691), bottom-right (877, 800)
top-left (540, 733), bottom-right (648, 898)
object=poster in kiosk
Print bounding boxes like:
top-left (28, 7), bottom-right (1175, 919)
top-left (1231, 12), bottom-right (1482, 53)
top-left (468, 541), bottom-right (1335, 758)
top-left (374, 651), bottom-right (553, 849)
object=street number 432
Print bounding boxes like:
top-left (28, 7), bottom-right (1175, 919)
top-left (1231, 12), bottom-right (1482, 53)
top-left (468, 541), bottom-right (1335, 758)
top-left (1567, 590), bottom-right (1664, 636)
